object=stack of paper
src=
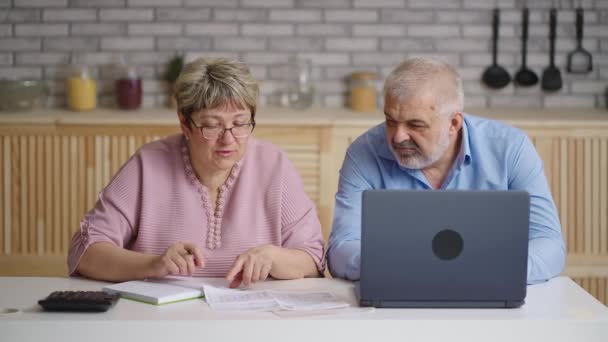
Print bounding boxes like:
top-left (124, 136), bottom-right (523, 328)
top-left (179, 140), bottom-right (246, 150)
top-left (202, 284), bottom-right (349, 312)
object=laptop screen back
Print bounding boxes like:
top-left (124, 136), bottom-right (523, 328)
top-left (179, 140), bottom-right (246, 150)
top-left (360, 190), bottom-right (529, 304)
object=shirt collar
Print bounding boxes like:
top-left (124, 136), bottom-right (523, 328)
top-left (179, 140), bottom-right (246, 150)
top-left (458, 114), bottom-right (472, 168)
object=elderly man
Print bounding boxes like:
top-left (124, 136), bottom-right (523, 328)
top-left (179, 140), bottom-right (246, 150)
top-left (328, 57), bottom-right (565, 285)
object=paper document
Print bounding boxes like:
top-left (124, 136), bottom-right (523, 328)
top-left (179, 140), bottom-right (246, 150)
top-left (202, 284), bottom-right (349, 312)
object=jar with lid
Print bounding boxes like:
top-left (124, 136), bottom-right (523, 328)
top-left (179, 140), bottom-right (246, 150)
top-left (285, 58), bottom-right (314, 110)
top-left (67, 63), bottom-right (96, 112)
top-left (349, 71), bottom-right (377, 113)
top-left (114, 56), bottom-right (142, 110)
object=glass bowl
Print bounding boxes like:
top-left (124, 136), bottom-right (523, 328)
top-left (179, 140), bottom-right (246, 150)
top-left (0, 80), bottom-right (47, 112)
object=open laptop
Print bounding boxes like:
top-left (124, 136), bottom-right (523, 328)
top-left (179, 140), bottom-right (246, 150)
top-left (355, 190), bottom-right (529, 308)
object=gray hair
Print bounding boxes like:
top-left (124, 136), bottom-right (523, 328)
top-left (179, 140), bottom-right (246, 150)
top-left (175, 57), bottom-right (259, 124)
top-left (383, 57), bottom-right (464, 117)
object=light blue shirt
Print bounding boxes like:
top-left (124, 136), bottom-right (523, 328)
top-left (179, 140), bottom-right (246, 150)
top-left (328, 114), bottom-right (566, 285)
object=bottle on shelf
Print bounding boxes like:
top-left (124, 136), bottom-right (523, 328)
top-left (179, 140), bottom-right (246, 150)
top-left (113, 55), bottom-right (142, 110)
top-left (66, 56), bottom-right (97, 112)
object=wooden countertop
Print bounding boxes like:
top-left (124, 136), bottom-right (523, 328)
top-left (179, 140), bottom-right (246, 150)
top-left (0, 106), bottom-right (607, 128)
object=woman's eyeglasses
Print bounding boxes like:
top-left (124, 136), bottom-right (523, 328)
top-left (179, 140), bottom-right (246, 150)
top-left (189, 117), bottom-right (256, 140)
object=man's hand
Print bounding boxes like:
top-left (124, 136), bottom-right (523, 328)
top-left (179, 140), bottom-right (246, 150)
top-left (225, 245), bottom-right (277, 288)
top-left (149, 242), bottom-right (205, 278)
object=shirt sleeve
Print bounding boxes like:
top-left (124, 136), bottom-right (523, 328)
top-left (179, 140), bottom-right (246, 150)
top-left (67, 153), bottom-right (143, 276)
top-left (279, 156), bottom-right (326, 274)
top-left (327, 147), bottom-right (373, 280)
top-left (509, 134), bottom-right (566, 284)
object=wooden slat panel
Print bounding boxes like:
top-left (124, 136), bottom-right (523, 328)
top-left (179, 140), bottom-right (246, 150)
top-left (44, 136), bottom-right (52, 254)
top-left (590, 277), bottom-right (598, 302)
top-left (28, 136), bottom-right (35, 254)
top-left (576, 139), bottom-right (584, 254)
top-left (69, 136), bottom-right (78, 250)
top-left (592, 139), bottom-right (600, 255)
top-left (559, 138), bottom-right (569, 252)
top-left (20, 136), bottom-right (28, 254)
top-left (61, 136), bottom-right (70, 253)
top-left (85, 136), bottom-right (95, 211)
top-left (0, 137), bottom-right (3, 254)
top-left (584, 139), bottom-right (592, 254)
top-left (128, 136), bottom-right (136, 157)
top-left (36, 136), bottom-right (44, 255)
top-left (551, 137), bottom-right (560, 221)
top-left (597, 278), bottom-right (608, 305)
top-left (119, 135), bottom-right (128, 168)
top-left (95, 136), bottom-right (102, 198)
top-left (111, 136), bottom-right (119, 176)
top-left (572, 276), bottom-right (608, 306)
top-left (1, 121), bottom-right (607, 286)
top-left (78, 136), bottom-right (86, 238)
top-left (135, 136), bottom-right (146, 151)
top-left (11, 137), bottom-right (21, 254)
top-left (0, 255), bottom-right (67, 277)
top-left (568, 139), bottom-right (576, 254)
top-left (53, 136), bottom-right (60, 254)
top-left (601, 139), bottom-right (608, 255)
top-left (103, 136), bottom-right (111, 190)
top-left (3, 137), bottom-right (11, 254)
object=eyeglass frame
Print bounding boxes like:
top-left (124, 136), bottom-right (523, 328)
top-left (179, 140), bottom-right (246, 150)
top-left (188, 116), bottom-right (256, 140)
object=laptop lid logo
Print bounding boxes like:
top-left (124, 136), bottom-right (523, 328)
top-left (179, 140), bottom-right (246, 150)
top-left (432, 229), bottom-right (464, 260)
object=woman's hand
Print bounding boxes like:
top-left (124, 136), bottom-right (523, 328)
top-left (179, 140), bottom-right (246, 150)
top-left (225, 244), bottom-right (277, 288)
top-left (149, 242), bottom-right (205, 278)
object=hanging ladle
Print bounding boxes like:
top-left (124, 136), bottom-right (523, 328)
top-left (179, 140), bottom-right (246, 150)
top-left (514, 7), bottom-right (538, 86)
top-left (541, 7), bottom-right (562, 91)
top-left (566, 2), bottom-right (593, 73)
top-left (482, 8), bottom-right (511, 89)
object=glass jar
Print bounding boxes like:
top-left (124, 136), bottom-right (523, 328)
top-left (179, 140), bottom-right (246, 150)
top-left (67, 65), bottom-right (96, 112)
top-left (285, 58), bottom-right (314, 110)
top-left (349, 71), bottom-right (377, 113)
top-left (115, 63), bottom-right (142, 110)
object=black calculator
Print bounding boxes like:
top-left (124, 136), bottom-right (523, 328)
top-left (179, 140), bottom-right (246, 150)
top-left (38, 291), bottom-right (120, 312)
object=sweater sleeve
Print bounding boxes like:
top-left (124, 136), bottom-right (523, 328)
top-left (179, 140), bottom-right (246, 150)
top-left (279, 155), bottom-right (326, 273)
top-left (67, 152), bottom-right (143, 276)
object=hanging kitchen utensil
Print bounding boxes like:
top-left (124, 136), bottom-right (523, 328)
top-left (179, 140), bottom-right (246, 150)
top-left (482, 8), bottom-right (511, 89)
top-left (541, 7), bottom-right (562, 91)
top-left (514, 7), bottom-right (538, 86)
top-left (566, 3), bottom-right (593, 73)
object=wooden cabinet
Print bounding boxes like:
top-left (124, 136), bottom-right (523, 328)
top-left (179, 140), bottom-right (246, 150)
top-left (1, 107), bottom-right (607, 305)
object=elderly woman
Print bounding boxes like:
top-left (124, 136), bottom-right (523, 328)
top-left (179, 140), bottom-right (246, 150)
top-left (68, 57), bottom-right (325, 288)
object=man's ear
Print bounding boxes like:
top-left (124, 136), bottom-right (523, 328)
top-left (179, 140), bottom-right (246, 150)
top-left (449, 112), bottom-right (464, 134)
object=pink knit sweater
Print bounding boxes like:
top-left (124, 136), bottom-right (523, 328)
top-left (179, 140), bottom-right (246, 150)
top-left (67, 134), bottom-right (325, 277)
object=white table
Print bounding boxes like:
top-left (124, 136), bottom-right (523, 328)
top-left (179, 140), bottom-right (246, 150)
top-left (1, 276), bottom-right (607, 342)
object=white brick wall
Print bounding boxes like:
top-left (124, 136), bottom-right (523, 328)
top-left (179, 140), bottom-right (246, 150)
top-left (186, 24), bottom-right (237, 36)
top-left (71, 0), bottom-right (125, 7)
top-left (157, 8), bottom-right (211, 21)
top-left (128, 24), bottom-right (182, 36)
top-left (296, 24), bottom-right (349, 36)
top-left (269, 9), bottom-right (321, 22)
top-left (242, 24), bottom-right (294, 36)
top-left (0, 53), bottom-right (12, 65)
top-left (1, 1), bottom-right (606, 109)
top-left (99, 9), bottom-right (154, 22)
top-left (325, 10), bottom-right (378, 23)
top-left (14, 0), bottom-right (66, 7)
top-left (43, 9), bottom-right (96, 22)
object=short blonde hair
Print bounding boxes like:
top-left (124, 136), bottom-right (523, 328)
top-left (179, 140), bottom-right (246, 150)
top-left (384, 57), bottom-right (464, 117)
top-left (175, 57), bottom-right (259, 124)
